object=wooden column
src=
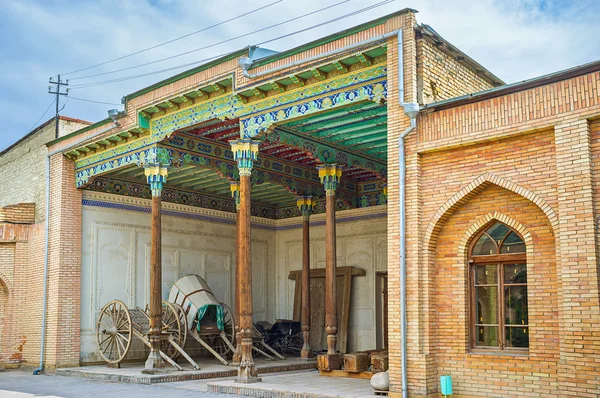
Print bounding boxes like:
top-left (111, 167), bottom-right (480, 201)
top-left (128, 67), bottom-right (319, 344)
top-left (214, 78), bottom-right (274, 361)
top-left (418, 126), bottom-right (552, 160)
top-left (230, 182), bottom-right (242, 364)
top-left (297, 196), bottom-right (316, 359)
top-left (230, 139), bottom-right (261, 383)
top-left (142, 159), bottom-right (168, 373)
top-left (316, 164), bottom-right (342, 371)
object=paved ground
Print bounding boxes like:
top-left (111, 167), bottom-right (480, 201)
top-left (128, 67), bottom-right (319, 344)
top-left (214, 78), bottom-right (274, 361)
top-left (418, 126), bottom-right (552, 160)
top-left (0, 370), bottom-right (242, 398)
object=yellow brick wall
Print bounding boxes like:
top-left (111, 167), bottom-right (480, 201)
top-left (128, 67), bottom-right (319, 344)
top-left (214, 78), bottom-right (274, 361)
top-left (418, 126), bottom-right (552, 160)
top-left (395, 70), bottom-right (600, 397)
top-left (417, 37), bottom-right (494, 105)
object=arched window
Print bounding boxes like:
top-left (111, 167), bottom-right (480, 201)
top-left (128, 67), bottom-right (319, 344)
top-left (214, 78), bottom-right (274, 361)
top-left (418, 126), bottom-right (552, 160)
top-left (469, 221), bottom-right (528, 351)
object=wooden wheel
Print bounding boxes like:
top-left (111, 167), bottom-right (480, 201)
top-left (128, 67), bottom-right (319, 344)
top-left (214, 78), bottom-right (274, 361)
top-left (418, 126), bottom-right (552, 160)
top-left (96, 300), bottom-right (132, 364)
top-left (161, 300), bottom-right (183, 359)
top-left (210, 302), bottom-right (236, 357)
top-left (167, 303), bottom-right (188, 359)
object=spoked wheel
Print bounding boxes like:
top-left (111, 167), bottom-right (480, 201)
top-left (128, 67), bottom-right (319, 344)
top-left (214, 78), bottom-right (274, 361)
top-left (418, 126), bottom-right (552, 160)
top-left (210, 302), bottom-right (236, 357)
top-left (96, 300), bottom-right (132, 364)
top-left (161, 300), bottom-right (183, 359)
top-left (167, 303), bottom-right (188, 359)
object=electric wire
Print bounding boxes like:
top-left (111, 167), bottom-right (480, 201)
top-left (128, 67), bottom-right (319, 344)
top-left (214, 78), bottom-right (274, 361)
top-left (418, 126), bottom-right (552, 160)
top-left (69, 0), bottom-right (350, 81)
top-left (62, 0), bottom-right (284, 76)
top-left (69, 0), bottom-right (394, 90)
top-left (69, 96), bottom-right (122, 106)
top-left (25, 99), bottom-right (56, 134)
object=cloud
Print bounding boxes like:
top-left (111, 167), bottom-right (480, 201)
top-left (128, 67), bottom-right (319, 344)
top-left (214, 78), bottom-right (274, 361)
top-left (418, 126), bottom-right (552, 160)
top-left (0, 0), bottom-right (598, 151)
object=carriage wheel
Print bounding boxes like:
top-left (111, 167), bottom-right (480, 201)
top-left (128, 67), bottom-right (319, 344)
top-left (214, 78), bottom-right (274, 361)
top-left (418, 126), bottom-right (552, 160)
top-left (96, 300), bottom-right (132, 364)
top-left (210, 302), bottom-right (236, 357)
top-left (161, 301), bottom-right (184, 359)
top-left (167, 303), bottom-right (188, 359)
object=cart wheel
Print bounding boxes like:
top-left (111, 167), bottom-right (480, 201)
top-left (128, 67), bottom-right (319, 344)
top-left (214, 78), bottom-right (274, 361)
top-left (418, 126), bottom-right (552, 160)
top-left (161, 301), bottom-right (183, 359)
top-left (96, 300), bottom-right (132, 364)
top-left (211, 302), bottom-right (236, 357)
top-left (168, 303), bottom-right (188, 359)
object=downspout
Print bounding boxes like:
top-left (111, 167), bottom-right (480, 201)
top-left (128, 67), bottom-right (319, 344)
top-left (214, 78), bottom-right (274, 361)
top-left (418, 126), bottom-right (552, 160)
top-left (397, 28), bottom-right (420, 398)
top-left (239, 30), bottom-right (401, 79)
top-left (34, 121), bottom-right (118, 375)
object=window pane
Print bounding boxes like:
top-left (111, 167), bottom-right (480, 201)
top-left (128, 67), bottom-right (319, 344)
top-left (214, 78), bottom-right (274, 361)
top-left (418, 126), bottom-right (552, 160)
top-left (504, 264), bottom-right (527, 284)
top-left (504, 286), bottom-right (528, 325)
top-left (505, 326), bottom-right (529, 348)
top-left (477, 326), bottom-right (498, 346)
top-left (500, 231), bottom-right (525, 254)
top-left (472, 233), bottom-right (497, 255)
top-left (475, 265), bottom-right (498, 285)
top-left (487, 222), bottom-right (510, 243)
top-left (476, 286), bottom-right (498, 324)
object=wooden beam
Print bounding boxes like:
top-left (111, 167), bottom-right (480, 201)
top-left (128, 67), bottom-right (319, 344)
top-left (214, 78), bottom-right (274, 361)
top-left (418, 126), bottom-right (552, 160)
top-left (357, 53), bottom-right (372, 66)
top-left (332, 62), bottom-right (348, 73)
top-left (290, 75), bottom-right (305, 87)
top-left (310, 68), bottom-right (326, 80)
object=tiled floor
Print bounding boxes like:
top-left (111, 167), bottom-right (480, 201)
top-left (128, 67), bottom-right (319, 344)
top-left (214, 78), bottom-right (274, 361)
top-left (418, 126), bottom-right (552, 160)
top-left (207, 370), bottom-right (377, 398)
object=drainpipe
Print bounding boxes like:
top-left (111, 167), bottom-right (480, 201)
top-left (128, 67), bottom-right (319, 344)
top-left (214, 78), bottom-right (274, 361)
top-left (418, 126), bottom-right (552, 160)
top-left (239, 30), bottom-right (401, 79)
top-left (34, 121), bottom-right (119, 375)
top-left (396, 27), bottom-right (420, 398)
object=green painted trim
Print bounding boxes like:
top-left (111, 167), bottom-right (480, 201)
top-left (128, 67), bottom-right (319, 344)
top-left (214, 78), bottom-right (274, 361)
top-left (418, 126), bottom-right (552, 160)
top-left (46, 117), bottom-right (112, 147)
top-left (124, 49), bottom-right (247, 101)
top-left (249, 8), bottom-right (416, 70)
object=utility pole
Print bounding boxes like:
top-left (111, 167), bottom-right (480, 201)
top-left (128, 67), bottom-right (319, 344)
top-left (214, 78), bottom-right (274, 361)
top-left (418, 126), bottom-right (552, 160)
top-left (48, 75), bottom-right (69, 139)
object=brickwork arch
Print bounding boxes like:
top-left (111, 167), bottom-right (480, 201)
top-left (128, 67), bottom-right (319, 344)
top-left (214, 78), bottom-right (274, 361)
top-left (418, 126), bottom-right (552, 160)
top-left (423, 172), bottom-right (558, 253)
top-left (456, 211), bottom-right (533, 259)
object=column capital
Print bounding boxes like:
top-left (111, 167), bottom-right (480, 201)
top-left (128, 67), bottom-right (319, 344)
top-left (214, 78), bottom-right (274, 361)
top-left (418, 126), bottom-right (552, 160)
top-left (297, 196), bottom-right (316, 220)
top-left (230, 139), bottom-right (260, 177)
top-left (230, 182), bottom-right (241, 210)
top-left (140, 153), bottom-right (169, 197)
top-left (317, 164), bottom-right (342, 196)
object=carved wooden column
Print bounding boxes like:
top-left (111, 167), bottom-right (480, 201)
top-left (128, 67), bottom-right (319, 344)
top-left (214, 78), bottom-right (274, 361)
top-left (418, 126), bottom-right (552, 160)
top-left (297, 196), bottom-right (315, 359)
top-left (230, 139), bottom-right (261, 383)
top-left (230, 182), bottom-right (242, 364)
top-left (317, 164), bottom-right (342, 371)
top-left (142, 157), bottom-right (168, 373)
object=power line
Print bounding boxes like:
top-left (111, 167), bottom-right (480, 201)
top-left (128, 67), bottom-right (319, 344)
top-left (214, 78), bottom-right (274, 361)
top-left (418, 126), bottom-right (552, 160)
top-left (70, 0), bottom-right (350, 82)
top-left (69, 96), bottom-right (122, 106)
top-left (69, 0), bottom-right (394, 90)
top-left (26, 99), bottom-right (56, 135)
top-left (62, 0), bottom-right (284, 76)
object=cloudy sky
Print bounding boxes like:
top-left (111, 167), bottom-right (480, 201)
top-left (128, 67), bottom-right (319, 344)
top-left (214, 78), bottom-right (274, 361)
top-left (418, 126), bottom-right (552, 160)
top-left (1, 0), bottom-right (599, 151)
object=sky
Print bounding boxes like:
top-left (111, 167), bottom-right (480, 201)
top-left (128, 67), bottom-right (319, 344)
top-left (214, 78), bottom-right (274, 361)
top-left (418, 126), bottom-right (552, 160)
top-left (1, 0), bottom-right (599, 151)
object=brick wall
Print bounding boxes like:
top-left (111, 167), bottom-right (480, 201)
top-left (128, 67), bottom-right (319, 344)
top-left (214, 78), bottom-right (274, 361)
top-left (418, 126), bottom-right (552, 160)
top-left (390, 69), bottom-right (600, 397)
top-left (0, 118), bottom-right (88, 223)
top-left (0, 203), bottom-right (35, 224)
top-left (417, 36), bottom-right (495, 105)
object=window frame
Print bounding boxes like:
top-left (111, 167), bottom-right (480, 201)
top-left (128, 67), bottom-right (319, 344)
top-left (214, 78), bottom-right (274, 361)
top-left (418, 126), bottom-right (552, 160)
top-left (468, 223), bottom-right (528, 353)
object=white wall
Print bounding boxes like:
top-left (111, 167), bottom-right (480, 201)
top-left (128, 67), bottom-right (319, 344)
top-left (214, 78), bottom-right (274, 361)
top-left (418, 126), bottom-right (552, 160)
top-left (80, 191), bottom-right (386, 362)
top-left (275, 208), bottom-right (387, 352)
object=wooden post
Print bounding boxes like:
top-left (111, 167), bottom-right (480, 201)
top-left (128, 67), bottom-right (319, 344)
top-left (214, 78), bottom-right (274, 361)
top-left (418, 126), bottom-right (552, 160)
top-left (230, 182), bottom-right (242, 364)
top-left (297, 196), bottom-right (316, 359)
top-left (142, 155), bottom-right (168, 373)
top-left (230, 139), bottom-right (261, 383)
top-left (317, 164), bottom-right (342, 370)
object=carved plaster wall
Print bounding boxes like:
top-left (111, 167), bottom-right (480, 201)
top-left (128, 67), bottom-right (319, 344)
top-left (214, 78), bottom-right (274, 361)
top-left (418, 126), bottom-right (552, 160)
top-left (80, 191), bottom-right (386, 362)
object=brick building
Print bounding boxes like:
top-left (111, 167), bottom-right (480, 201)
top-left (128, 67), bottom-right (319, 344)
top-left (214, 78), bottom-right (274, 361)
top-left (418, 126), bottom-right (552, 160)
top-left (1, 8), bottom-right (599, 397)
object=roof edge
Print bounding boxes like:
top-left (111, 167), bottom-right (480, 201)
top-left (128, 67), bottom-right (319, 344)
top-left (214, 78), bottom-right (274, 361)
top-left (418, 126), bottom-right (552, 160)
top-left (250, 8), bottom-right (418, 70)
top-left (417, 24), bottom-right (505, 87)
top-left (421, 58), bottom-right (600, 112)
top-left (1, 116), bottom-right (92, 157)
top-left (124, 48), bottom-right (248, 102)
top-left (46, 117), bottom-right (112, 148)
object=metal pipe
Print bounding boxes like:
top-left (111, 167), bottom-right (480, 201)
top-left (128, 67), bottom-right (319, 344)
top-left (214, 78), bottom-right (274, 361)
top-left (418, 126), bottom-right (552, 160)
top-left (34, 121), bottom-right (117, 375)
top-left (397, 27), bottom-right (420, 398)
top-left (239, 30), bottom-right (401, 80)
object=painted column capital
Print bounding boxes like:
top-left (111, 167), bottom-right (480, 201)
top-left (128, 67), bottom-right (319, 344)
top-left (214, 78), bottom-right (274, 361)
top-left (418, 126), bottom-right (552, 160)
top-left (230, 182), bottom-right (240, 211)
top-left (297, 196), bottom-right (316, 220)
top-left (140, 153), bottom-right (169, 197)
top-left (317, 164), bottom-right (343, 196)
top-left (230, 139), bottom-right (260, 177)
